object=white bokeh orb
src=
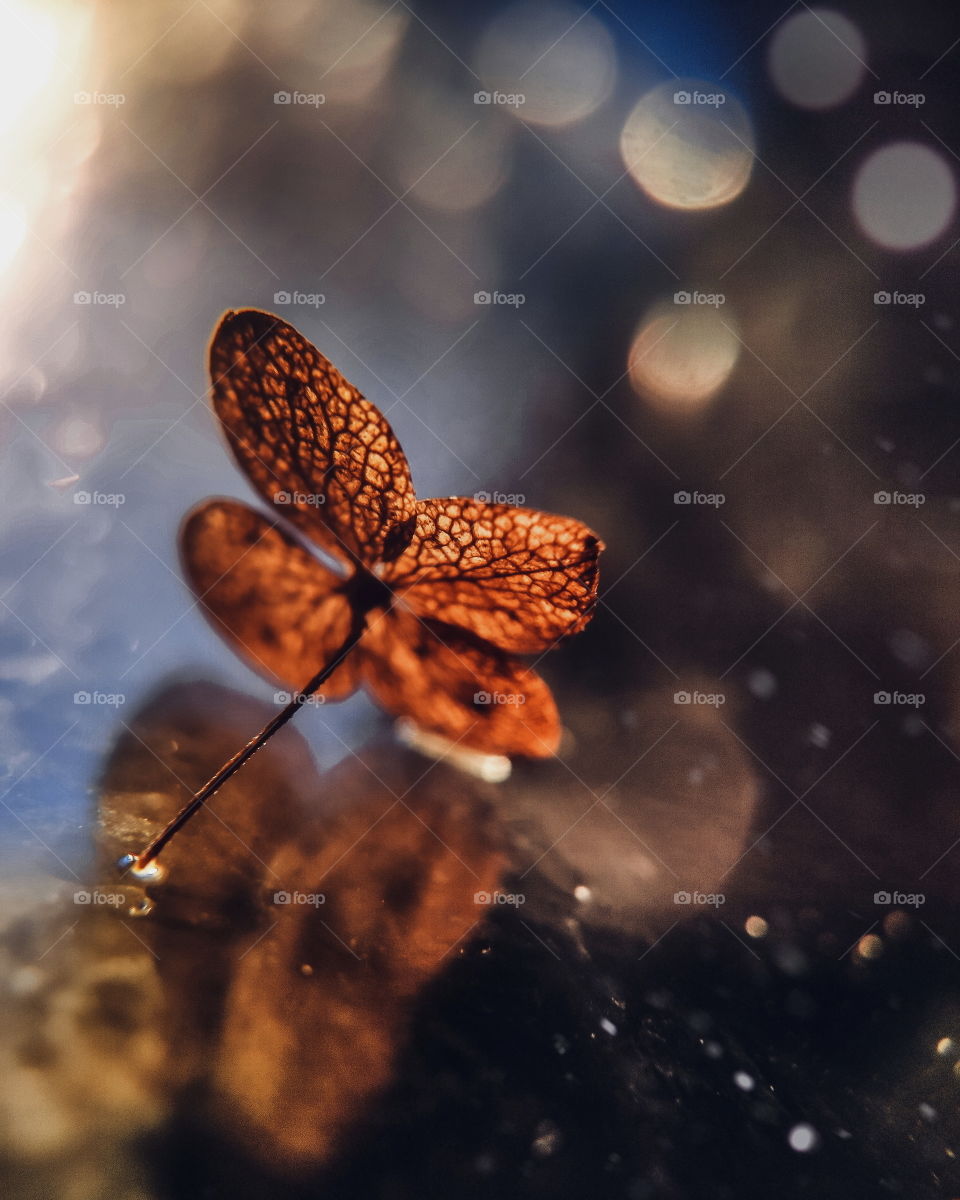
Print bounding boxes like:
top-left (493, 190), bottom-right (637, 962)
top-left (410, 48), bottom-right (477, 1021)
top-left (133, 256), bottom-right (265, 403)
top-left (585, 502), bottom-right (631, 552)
top-left (853, 142), bottom-right (955, 250)
top-left (620, 79), bottom-right (754, 211)
top-left (768, 9), bottom-right (867, 110)
top-left (628, 301), bottom-right (741, 413)
top-left (476, 1), bottom-right (616, 128)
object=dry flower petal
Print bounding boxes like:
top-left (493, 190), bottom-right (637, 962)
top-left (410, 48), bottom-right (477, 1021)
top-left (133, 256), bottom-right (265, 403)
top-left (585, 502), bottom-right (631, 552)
top-left (385, 497), bottom-right (603, 653)
top-left (180, 498), bottom-right (359, 700)
top-left (361, 606), bottom-right (561, 756)
top-left (209, 309), bottom-right (418, 568)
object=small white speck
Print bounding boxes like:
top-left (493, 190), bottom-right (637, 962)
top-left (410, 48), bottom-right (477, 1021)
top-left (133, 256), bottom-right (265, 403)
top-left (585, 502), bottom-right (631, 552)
top-left (808, 723), bottom-right (831, 748)
top-left (600, 1018), bottom-right (617, 1036)
top-left (9, 966), bottom-right (44, 997)
top-left (574, 885), bottom-right (591, 903)
top-left (733, 1071), bottom-right (754, 1091)
top-left (531, 1119), bottom-right (561, 1158)
top-left (747, 668), bottom-right (777, 700)
top-left (919, 1102), bottom-right (937, 1122)
top-left (788, 1124), bottom-right (819, 1153)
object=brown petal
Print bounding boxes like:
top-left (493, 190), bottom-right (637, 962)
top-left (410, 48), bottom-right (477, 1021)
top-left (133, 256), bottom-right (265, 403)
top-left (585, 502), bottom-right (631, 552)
top-left (360, 604), bottom-right (561, 757)
top-left (180, 498), bottom-right (359, 699)
top-left (209, 309), bottom-right (418, 568)
top-left (384, 497), bottom-right (603, 653)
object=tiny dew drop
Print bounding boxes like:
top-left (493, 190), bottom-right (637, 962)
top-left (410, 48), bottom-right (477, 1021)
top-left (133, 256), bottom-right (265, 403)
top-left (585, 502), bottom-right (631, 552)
top-left (788, 1123), bottom-right (819, 1153)
top-left (118, 854), bottom-right (168, 885)
top-left (128, 896), bottom-right (154, 918)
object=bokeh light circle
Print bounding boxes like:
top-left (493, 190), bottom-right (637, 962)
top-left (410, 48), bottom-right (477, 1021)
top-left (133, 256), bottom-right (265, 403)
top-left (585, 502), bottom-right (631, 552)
top-left (852, 142), bottom-right (956, 250)
top-left (788, 1124), bottom-right (820, 1153)
top-left (628, 301), bottom-right (741, 413)
top-left (767, 9), bottom-right (867, 110)
top-left (398, 118), bottom-right (510, 214)
top-left (476, 1), bottom-right (616, 128)
top-left (620, 79), bottom-right (754, 210)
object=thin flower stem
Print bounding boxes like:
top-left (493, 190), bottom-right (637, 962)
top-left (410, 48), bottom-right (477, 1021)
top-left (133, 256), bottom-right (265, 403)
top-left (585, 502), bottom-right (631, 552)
top-left (122, 610), bottom-right (367, 872)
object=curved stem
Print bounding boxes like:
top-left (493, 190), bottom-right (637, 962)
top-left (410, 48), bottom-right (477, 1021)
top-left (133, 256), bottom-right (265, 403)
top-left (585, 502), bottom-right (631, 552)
top-left (125, 610), bottom-right (367, 871)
